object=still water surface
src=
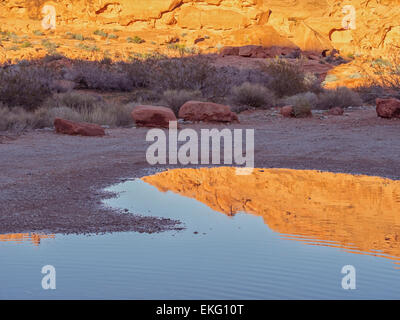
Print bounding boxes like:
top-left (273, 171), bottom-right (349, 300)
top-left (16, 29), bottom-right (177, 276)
top-left (1, 168), bottom-right (400, 299)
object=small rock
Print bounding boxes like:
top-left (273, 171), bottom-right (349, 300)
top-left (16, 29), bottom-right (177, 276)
top-left (280, 105), bottom-right (294, 118)
top-left (179, 101), bottom-right (239, 123)
top-left (326, 107), bottom-right (344, 116)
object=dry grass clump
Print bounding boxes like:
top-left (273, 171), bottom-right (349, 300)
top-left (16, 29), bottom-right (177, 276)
top-left (0, 105), bottom-right (37, 131)
top-left (162, 89), bottom-right (203, 115)
top-left (230, 82), bottom-right (276, 109)
top-left (282, 92), bottom-right (318, 109)
top-left (316, 87), bottom-right (362, 110)
top-left (37, 92), bottom-right (134, 128)
top-left (0, 91), bottom-right (134, 132)
top-left (292, 101), bottom-right (312, 118)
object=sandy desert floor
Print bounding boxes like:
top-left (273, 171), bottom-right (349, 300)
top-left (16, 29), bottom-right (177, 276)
top-left (0, 106), bottom-right (399, 235)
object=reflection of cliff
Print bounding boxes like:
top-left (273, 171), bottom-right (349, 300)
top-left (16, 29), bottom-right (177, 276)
top-left (143, 168), bottom-right (400, 261)
top-left (0, 233), bottom-right (55, 245)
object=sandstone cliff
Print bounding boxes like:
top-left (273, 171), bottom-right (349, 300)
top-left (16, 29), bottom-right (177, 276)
top-left (1, 0), bottom-right (400, 55)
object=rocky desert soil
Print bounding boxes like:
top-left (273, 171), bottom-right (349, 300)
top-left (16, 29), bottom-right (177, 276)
top-left (0, 106), bottom-right (399, 235)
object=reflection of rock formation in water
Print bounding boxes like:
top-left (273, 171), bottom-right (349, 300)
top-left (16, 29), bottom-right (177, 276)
top-left (143, 167), bottom-right (400, 261)
top-left (0, 233), bottom-right (55, 245)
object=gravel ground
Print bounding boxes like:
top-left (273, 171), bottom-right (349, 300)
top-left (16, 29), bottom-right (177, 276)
top-left (0, 106), bottom-right (399, 235)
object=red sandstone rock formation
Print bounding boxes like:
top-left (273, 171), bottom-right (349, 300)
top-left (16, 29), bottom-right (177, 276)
top-left (1, 0), bottom-right (400, 56)
top-left (131, 105), bottom-right (177, 128)
top-left (54, 118), bottom-right (105, 136)
top-left (376, 98), bottom-right (400, 119)
top-left (179, 101), bottom-right (239, 123)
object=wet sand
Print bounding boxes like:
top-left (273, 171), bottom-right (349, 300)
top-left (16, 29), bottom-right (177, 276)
top-left (0, 106), bottom-right (399, 234)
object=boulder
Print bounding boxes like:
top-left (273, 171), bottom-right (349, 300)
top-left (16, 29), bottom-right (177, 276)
top-left (132, 105), bottom-right (177, 128)
top-left (326, 107), bottom-right (344, 116)
top-left (222, 45), bottom-right (301, 59)
top-left (54, 118), bottom-right (105, 136)
top-left (179, 101), bottom-right (239, 123)
top-left (220, 46), bottom-right (240, 57)
top-left (376, 98), bottom-right (400, 119)
top-left (280, 106), bottom-right (294, 118)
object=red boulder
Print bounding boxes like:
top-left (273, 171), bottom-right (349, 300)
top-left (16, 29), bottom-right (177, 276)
top-left (327, 107), bottom-right (344, 116)
top-left (376, 98), bottom-right (400, 119)
top-left (280, 106), bottom-right (294, 118)
top-left (179, 101), bottom-right (239, 123)
top-left (132, 105), bottom-right (177, 128)
top-left (54, 118), bottom-right (105, 136)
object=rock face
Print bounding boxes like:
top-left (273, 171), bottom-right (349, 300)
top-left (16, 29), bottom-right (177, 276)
top-left (2, 0), bottom-right (400, 56)
top-left (54, 118), bottom-right (105, 136)
top-left (131, 105), bottom-right (177, 128)
top-left (376, 98), bottom-right (400, 119)
top-left (179, 101), bottom-right (238, 123)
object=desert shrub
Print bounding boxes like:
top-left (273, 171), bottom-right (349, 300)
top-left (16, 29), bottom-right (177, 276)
top-left (354, 85), bottom-right (394, 104)
top-left (264, 58), bottom-right (307, 97)
top-left (304, 72), bottom-right (324, 94)
top-left (230, 82), bottom-right (276, 109)
top-left (162, 89), bottom-right (202, 114)
top-left (358, 48), bottom-right (400, 99)
top-left (151, 56), bottom-right (228, 99)
top-left (282, 92), bottom-right (318, 109)
top-left (127, 36), bottom-right (144, 44)
top-left (42, 92), bottom-right (101, 112)
top-left (65, 61), bottom-right (133, 91)
top-left (316, 87), bottom-right (362, 110)
top-left (0, 105), bottom-right (36, 131)
top-left (292, 101), bottom-right (312, 118)
top-left (94, 30), bottom-right (108, 37)
top-left (121, 59), bottom-right (155, 88)
top-left (0, 66), bottom-right (53, 110)
top-left (216, 65), bottom-right (271, 88)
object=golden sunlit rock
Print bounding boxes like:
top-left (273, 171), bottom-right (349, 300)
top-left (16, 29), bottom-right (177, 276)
top-left (143, 167), bottom-right (400, 261)
top-left (0, 233), bottom-right (55, 245)
top-left (0, 0), bottom-right (399, 60)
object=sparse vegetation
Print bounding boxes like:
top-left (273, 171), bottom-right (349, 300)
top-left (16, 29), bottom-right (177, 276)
top-left (0, 66), bottom-right (53, 111)
top-left (317, 87), bottom-right (362, 110)
top-left (282, 92), bottom-right (318, 109)
top-left (230, 82), bottom-right (276, 109)
top-left (162, 89), bottom-right (203, 115)
top-left (127, 36), bottom-right (145, 44)
top-left (263, 58), bottom-right (307, 97)
top-left (292, 101), bottom-right (312, 118)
